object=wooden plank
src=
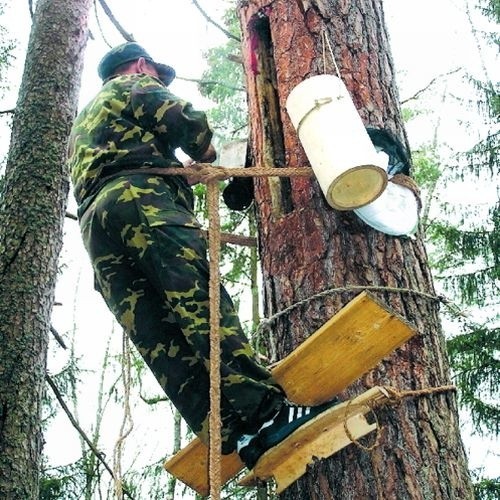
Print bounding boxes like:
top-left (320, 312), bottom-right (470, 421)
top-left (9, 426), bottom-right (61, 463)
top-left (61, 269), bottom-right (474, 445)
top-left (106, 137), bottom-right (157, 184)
top-left (164, 438), bottom-right (243, 497)
top-left (164, 292), bottom-right (415, 496)
top-left (239, 386), bottom-right (389, 493)
top-left (274, 291), bottom-right (414, 405)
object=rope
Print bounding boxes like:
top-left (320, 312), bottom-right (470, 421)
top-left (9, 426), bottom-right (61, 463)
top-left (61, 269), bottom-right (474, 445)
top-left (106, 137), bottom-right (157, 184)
top-left (343, 385), bottom-right (456, 453)
top-left (381, 385), bottom-right (457, 405)
top-left (118, 163), bottom-right (312, 497)
top-left (121, 164), bottom-right (313, 184)
top-left (321, 29), bottom-right (342, 78)
top-left (343, 398), bottom-right (383, 453)
top-left (255, 284), bottom-right (443, 338)
top-left (113, 332), bottom-right (134, 499)
top-left (207, 179), bottom-right (222, 500)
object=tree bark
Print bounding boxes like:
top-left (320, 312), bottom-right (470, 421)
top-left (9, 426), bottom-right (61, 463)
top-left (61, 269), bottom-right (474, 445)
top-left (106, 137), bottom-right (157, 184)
top-left (238, 0), bottom-right (474, 498)
top-left (0, 0), bottom-right (91, 498)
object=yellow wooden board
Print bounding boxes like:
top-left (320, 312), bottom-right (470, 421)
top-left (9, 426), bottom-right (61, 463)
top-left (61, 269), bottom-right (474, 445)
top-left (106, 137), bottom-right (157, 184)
top-left (274, 291), bottom-right (414, 405)
top-left (164, 438), bottom-right (244, 497)
top-left (239, 386), bottom-right (389, 493)
top-left (164, 292), bottom-right (415, 496)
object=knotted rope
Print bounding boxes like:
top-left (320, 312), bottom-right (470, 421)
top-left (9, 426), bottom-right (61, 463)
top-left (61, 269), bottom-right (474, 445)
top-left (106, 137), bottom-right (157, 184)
top-left (343, 385), bottom-right (457, 453)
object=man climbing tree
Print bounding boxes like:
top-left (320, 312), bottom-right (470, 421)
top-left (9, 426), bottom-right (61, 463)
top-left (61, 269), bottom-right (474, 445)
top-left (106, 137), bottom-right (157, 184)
top-left (236, 0), bottom-right (474, 498)
top-left (68, 40), bottom-right (346, 487)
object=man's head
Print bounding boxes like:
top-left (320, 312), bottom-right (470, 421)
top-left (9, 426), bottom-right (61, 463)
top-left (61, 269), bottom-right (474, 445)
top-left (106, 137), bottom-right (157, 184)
top-left (98, 42), bottom-right (175, 85)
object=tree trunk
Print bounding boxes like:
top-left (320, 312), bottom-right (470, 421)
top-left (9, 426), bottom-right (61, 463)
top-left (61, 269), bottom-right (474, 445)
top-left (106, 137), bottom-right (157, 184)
top-left (238, 1), bottom-right (474, 498)
top-left (0, 0), bottom-right (91, 497)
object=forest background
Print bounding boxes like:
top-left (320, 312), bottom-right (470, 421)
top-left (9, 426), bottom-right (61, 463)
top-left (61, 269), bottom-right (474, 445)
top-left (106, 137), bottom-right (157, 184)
top-left (0, 0), bottom-right (498, 498)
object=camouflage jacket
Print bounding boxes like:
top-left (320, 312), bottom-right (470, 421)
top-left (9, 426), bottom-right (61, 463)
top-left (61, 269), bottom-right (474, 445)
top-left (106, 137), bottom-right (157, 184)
top-left (69, 73), bottom-right (213, 210)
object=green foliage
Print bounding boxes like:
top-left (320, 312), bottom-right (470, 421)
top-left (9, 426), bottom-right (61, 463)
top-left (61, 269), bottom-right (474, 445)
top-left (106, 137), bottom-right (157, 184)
top-left (39, 477), bottom-right (64, 500)
top-left (463, 130), bottom-right (499, 177)
top-left (472, 471), bottom-right (500, 500)
top-left (404, 3), bottom-right (499, 493)
top-left (0, 1), bottom-right (15, 96)
top-left (414, 155), bottom-right (499, 449)
top-left (409, 2), bottom-right (499, 484)
top-left (478, 0), bottom-right (500, 23)
top-left (412, 148), bottom-right (442, 188)
top-left (39, 456), bottom-right (101, 500)
top-left (447, 325), bottom-right (500, 435)
top-left (198, 9), bottom-right (248, 142)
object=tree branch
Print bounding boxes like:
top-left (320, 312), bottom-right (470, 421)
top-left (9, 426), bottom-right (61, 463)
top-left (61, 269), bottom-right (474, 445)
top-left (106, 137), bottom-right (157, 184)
top-left (0, 109), bottom-right (14, 115)
top-left (176, 75), bottom-right (245, 92)
top-left (97, 0), bottom-right (135, 42)
top-left (191, 0), bottom-right (241, 42)
top-left (46, 374), bottom-right (136, 500)
top-left (65, 211), bottom-right (78, 220)
top-left (50, 326), bottom-right (67, 349)
top-left (401, 68), bottom-right (462, 105)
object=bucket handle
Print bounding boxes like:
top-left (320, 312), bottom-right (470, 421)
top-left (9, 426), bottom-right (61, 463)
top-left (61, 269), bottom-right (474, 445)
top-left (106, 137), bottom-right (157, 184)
top-left (296, 96), bottom-right (335, 134)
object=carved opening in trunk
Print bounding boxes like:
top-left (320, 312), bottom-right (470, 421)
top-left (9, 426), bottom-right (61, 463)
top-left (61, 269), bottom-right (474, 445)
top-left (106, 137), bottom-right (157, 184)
top-left (249, 11), bottom-right (293, 214)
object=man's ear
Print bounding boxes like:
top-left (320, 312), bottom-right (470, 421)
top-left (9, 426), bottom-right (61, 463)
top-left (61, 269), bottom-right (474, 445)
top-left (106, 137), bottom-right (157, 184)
top-left (136, 57), bottom-right (147, 72)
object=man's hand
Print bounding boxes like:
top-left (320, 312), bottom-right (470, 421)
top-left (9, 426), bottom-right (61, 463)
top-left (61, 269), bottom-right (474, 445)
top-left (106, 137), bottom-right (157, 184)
top-left (198, 143), bottom-right (217, 163)
top-left (183, 144), bottom-right (217, 185)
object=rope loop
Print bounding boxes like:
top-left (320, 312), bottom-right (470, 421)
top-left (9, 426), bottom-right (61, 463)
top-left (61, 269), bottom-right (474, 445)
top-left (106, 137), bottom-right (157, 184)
top-left (343, 399), bottom-right (383, 453)
top-left (343, 385), bottom-right (456, 453)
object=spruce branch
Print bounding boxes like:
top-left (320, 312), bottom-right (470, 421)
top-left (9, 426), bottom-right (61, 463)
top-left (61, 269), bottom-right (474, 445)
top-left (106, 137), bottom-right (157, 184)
top-left (176, 75), bottom-right (245, 92)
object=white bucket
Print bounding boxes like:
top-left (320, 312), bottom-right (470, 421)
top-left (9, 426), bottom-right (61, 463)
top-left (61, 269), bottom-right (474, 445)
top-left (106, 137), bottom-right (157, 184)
top-left (286, 74), bottom-right (388, 210)
top-left (354, 180), bottom-right (419, 236)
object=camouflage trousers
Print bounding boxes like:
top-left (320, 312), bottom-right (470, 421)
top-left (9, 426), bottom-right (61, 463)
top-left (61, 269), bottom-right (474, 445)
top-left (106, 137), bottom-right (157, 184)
top-left (79, 174), bottom-right (284, 453)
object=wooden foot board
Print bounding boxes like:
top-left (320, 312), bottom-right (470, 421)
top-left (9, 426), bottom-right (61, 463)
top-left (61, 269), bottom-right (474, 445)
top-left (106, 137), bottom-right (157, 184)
top-left (239, 386), bottom-right (390, 493)
top-left (164, 291), bottom-right (415, 496)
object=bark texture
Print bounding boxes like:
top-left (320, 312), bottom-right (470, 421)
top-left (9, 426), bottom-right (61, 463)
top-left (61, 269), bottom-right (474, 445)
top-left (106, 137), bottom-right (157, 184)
top-left (0, 0), bottom-right (91, 497)
top-left (238, 0), bottom-right (474, 498)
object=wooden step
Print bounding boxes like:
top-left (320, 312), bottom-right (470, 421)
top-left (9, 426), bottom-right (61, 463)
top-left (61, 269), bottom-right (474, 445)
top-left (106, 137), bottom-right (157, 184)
top-left (164, 291), bottom-right (415, 496)
top-left (239, 386), bottom-right (390, 493)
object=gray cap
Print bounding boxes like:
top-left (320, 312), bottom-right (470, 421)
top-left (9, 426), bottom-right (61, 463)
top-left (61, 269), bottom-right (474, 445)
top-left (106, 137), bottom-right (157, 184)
top-left (97, 42), bottom-right (175, 85)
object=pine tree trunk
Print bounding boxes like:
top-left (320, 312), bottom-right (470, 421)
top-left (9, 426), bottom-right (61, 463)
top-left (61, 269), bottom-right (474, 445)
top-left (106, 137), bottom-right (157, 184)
top-left (0, 0), bottom-right (91, 497)
top-left (238, 1), bottom-right (474, 498)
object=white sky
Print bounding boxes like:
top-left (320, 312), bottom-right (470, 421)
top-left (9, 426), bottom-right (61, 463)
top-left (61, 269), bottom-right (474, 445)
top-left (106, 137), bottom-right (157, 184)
top-left (0, 0), bottom-right (498, 495)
